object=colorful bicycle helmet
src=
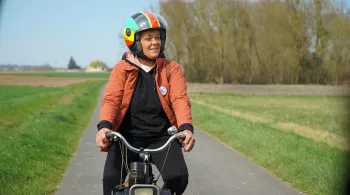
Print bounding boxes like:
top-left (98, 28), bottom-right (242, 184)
top-left (123, 11), bottom-right (168, 60)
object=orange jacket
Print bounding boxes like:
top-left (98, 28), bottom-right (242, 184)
top-left (99, 52), bottom-right (193, 136)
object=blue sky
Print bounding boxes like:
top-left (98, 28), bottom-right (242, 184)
top-left (0, 0), bottom-right (348, 68)
top-left (0, 0), bottom-right (160, 68)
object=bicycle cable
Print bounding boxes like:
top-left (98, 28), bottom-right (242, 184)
top-left (119, 141), bottom-right (130, 185)
top-left (153, 143), bottom-right (172, 184)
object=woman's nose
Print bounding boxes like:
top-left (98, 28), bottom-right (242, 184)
top-left (151, 38), bottom-right (159, 45)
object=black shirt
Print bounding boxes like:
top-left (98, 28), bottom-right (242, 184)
top-left (118, 66), bottom-right (172, 141)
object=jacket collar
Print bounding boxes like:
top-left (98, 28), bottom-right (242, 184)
top-left (122, 51), bottom-right (166, 71)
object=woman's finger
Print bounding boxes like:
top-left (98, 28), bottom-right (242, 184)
top-left (97, 131), bottom-right (107, 147)
top-left (184, 137), bottom-right (194, 152)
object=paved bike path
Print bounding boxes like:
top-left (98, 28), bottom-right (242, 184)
top-left (55, 86), bottom-right (303, 195)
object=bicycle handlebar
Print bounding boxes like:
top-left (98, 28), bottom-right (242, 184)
top-left (106, 131), bottom-right (186, 153)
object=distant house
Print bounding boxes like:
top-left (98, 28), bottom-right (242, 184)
top-left (85, 61), bottom-right (109, 72)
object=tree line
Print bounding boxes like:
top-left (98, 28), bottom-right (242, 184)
top-left (158, 0), bottom-right (350, 85)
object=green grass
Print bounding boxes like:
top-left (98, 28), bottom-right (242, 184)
top-left (190, 93), bottom-right (349, 137)
top-left (0, 71), bottom-right (111, 78)
top-left (0, 80), bottom-right (106, 195)
top-left (0, 85), bottom-right (61, 101)
top-left (190, 93), bottom-right (349, 195)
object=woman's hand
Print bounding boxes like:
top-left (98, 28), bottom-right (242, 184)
top-left (179, 130), bottom-right (195, 152)
top-left (96, 128), bottom-right (110, 149)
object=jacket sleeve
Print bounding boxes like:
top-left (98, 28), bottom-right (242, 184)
top-left (168, 62), bottom-right (194, 133)
top-left (97, 61), bottom-right (126, 131)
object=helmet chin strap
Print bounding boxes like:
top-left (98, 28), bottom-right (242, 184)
top-left (137, 52), bottom-right (156, 62)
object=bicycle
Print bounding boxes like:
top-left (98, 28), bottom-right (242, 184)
top-left (105, 126), bottom-right (186, 195)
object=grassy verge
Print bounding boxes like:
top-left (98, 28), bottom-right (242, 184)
top-left (190, 93), bottom-right (349, 195)
top-left (0, 80), bottom-right (106, 195)
top-left (190, 93), bottom-right (349, 149)
top-left (0, 84), bottom-right (81, 131)
top-left (0, 71), bottom-right (111, 78)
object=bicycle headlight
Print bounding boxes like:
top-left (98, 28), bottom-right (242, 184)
top-left (134, 188), bottom-right (154, 195)
top-left (129, 184), bottom-right (159, 195)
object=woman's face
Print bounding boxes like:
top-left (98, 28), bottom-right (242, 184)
top-left (140, 30), bottom-right (161, 60)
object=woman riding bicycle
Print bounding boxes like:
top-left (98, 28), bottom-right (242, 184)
top-left (95, 11), bottom-right (195, 195)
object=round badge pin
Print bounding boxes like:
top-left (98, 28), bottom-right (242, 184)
top-left (159, 86), bottom-right (167, 96)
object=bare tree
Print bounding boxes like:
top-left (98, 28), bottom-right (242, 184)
top-left (152, 0), bottom-right (350, 85)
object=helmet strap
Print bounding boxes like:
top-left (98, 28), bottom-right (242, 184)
top-left (138, 52), bottom-right (156, 62)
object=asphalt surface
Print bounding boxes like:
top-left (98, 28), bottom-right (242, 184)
top-left (55, 86), bottom-right (303, 195)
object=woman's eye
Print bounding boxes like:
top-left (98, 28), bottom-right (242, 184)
top-left (143, 37), bottom-right (161, 41)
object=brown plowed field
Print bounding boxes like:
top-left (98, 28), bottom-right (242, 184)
top-left (0, 75), bottom-right (106, 87)
top-left (1, 75), bottom-right (349, 95)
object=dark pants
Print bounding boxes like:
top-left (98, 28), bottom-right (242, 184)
top-left (102, 137), bottom-right (189, 195)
